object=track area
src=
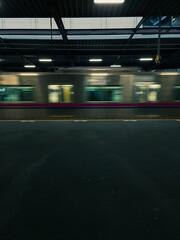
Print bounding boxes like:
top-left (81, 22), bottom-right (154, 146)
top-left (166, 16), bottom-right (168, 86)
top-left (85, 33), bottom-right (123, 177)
top-left (0, 121), bottom-right (180, 240)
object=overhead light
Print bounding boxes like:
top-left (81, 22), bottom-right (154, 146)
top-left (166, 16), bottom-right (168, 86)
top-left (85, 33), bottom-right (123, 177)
top-left (19, 73), bottom-right (39, 76)
top-left (89, 59), bottom-right (102, 62)
top-left (90, 73), bottom-right (108, 76)
top-left (39, 59), bottom-right (52, 62)
top-left (110, 65), bottom-right (121, 67)
top-left (140, 58), bottom-right (153, 61)
top-left (94, 0), bottom-right (124, 3)
top-left (24, 65), bottom-right (36, 68)
top-left (160, 73), bottom-right (179, 76)
top-left (173, 18), bottom-right (176, 22)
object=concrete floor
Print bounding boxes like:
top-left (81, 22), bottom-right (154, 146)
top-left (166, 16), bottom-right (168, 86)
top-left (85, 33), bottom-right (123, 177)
top-left (0, 121), bottom-right (180, 240)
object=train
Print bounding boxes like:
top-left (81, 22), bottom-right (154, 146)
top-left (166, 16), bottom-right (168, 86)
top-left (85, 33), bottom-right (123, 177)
top-left (0, 68), bottom-right (180, 120)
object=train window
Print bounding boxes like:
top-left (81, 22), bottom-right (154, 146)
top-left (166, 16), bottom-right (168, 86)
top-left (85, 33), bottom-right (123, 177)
top-left (48, 85), bottom-right (74, 103)
top-left (0, 86), bottom-right (34, 102)
top-left (135, 83), bottom-right (161, 102)
top-left (86, 86), bottom-right (123, 102)
top-left (174, 86), bottom-right (180, 101)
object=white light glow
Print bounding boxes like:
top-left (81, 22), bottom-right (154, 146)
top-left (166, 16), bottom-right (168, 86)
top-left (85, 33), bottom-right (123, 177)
top-left (160, 73), bottom-right (179, 76)
top-left (110, 65), bottom-right (121, 67)
top-left (39, 59), bottom-right (53, 62)
top-left (140, 58), bottom-right (153, 61)
top-left (94, 0), bottom-right (124, 4)
top-left (90, 73), bottom-right (109, 76)
top-left (89, 59), bottom-right (103, 62)
top-left (19, 73), bottom-right (39, 76)
top-left (24, 65), bottom-right (36, 68)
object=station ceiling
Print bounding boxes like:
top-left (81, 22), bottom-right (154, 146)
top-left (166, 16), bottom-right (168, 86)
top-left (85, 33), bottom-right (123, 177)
top-left (1, 0), bottom-right (180, 17)
top-left (0, 0), bottom-right (180, 72)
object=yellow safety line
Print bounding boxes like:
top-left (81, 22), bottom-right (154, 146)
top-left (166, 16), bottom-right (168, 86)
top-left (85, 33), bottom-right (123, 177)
top-left (0, 119), bottom-right (180, 122)
top-left (49, 116), bottom-right (74, 118)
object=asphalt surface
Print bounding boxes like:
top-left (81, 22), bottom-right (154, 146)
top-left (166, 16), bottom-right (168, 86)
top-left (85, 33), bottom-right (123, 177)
top-left (0, 121), bottom-right (180, 240)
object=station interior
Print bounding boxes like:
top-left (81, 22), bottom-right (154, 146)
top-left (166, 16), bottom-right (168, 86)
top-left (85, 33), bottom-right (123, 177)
top-left (0, 1), bottom-right (180, 240)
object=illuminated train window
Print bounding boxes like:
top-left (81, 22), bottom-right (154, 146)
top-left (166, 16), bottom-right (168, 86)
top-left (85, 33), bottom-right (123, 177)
top-left (0, 86), bottom-right (34, 102)
top-left (86, 86), bottom-right (123, 102)
top-left (48, 85), bottom-right (74, 103)
top-left (135, 83), bottom-right (161, 103)
top-left (174, 86), bottom-right (180, 101)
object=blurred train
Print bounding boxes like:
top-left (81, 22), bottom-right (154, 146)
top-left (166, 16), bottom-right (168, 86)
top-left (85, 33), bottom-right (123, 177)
top-left (0, 68), bottom-right (180, 120)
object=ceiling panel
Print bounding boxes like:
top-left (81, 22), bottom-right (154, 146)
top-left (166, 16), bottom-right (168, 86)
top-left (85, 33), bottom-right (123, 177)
top-left (0, 0), bottom-right (180, 17)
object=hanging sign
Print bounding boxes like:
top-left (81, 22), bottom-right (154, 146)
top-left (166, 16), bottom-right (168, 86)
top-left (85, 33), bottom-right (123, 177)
top-left (155, 54), bottom-right (160, 64)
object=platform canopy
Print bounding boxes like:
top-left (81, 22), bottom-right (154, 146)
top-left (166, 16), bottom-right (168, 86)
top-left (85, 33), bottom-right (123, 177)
top-left (0, 0), bottom-right (180, 72)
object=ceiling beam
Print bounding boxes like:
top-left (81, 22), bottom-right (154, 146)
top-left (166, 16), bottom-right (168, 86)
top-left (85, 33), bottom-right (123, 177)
top-left (0, 47), bottom-right (180, 52)
top-left (52, 1), bottom-right (74, 66)
top-left (115, 17), bottom-right (145, 64)
top-left (1, 28), bottom-right (180, 36)
top-left (0, 37), bottom-right (45, 71)
top-left (128, 17), bottom-right (145, 41)
top-left (1, 43), bottom-right (180, 47)
top-left (65, 28), bottom-right (180, 35)
top-left (54, 16), bottom-right (68, 43)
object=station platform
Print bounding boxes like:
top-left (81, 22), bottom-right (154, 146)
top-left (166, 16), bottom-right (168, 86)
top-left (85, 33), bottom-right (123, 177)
top-left (0, 121), bottom-right (180, 240)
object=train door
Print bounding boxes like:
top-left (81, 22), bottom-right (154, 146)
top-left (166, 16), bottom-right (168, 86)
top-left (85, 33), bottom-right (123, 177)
top-left (48, 85), bottom-right (74, 103)
top-left (48, 85), bottom-right (74, 118)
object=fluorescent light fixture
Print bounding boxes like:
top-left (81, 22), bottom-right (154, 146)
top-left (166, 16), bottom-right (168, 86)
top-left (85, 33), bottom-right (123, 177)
top-left (39, 59), bottom-right (52, 62)
top-left (94, 0), bottom-right (124, 3)
top-left (19, 73), bottom-right (39, 76)
top-left (110, 65), bottom-right (121, 67)
top-left (160, 72), bottom-right (179, 76)
top-left (89, 59), bottom-right (102, 62)
top-left (24, 65), bottom-right (36, 68)
top-left (90, 73), bottom-right (108, 76)
top-left (140, 58), bottom-right (153, 61)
